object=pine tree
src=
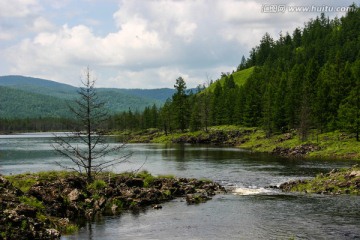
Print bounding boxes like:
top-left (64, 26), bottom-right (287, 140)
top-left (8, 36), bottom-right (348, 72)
top-left (338, 60), bottom-right (360, 141)
top-left (172, 77), bottom-right (189, 132)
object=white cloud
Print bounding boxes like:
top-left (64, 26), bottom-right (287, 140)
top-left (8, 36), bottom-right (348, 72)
top-left (0, 31), bottom-right (13, 41)
top-left (0, 0), bottom-right (40, 18)
top-left (1, 0), bottom-right (355, 88)
top-left (174, 21), bottom-right (197, 42)
top-left (30, 16), bottom-right (55, 32)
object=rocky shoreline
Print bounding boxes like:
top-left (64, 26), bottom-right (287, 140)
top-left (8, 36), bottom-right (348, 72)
top-left (279, 165), bottom-right (360, 195)
top-left (271, 143), bottom-right (321, 158)
top-left (0, 171), bottom-right (225, 239)
top-left (119, 127), bottom-right (360, 160)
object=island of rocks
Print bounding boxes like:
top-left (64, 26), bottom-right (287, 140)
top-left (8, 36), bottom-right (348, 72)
top-left (0, 171), bottom-right (225, 239)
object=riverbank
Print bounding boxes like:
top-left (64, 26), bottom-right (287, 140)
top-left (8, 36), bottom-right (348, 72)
top-left (1, 171), bottom-right (225, 239)
top-left (280, 165), bottom-right (360, 195)
top-left (117, 126), bottom-right (360, 160)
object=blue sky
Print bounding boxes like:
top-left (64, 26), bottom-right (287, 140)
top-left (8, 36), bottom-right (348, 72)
top-left (0, 0), bottom-right (356, 88)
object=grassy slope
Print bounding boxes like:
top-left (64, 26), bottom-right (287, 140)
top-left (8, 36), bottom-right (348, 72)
top-left (206, 67), bottom-right (254, 92)
top-left (240, 129), bottom-right (360, 160)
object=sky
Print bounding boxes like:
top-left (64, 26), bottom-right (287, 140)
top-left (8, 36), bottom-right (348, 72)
top-left (0, 0), bottom-right (356, 89)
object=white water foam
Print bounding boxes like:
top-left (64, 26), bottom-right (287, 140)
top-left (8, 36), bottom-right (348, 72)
top-left (233, 187), bottom-right (271, 195)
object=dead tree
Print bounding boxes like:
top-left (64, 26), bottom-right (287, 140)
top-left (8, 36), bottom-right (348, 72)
top-left (52, 67), bottom-right (131, 183)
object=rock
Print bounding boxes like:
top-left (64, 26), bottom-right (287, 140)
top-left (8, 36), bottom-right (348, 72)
top-left (15, 204), bottom-right (37, 218)
top-left (349, 171), bottom-right (360, 178)
top-left (272, 144), bottom-right (320, 158)
top-left (68, 188), bottom-right (80, 201)
top-left (1, 172), bottom-right (225, 238)
top-left (111, 204), bottom-right (118, 214)
top-left (186, 193), bottom-right (211, 204)
top-left (46, 228), bottom-right (61, 238)
top-left (125, 178), bottom-right (144, 188)
top-left (152, 204), bottom-right (162, 209)
top-left (94, 197), bottom-right (106, 210)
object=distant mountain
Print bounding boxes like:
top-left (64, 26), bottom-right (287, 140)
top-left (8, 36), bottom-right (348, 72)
top-left (0, 75), bottom-right (175, 119)
top-left (0, 86), bottom-right (70, 119)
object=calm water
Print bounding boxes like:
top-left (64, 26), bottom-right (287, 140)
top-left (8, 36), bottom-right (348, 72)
top-left (1, 133), bottom-right (359, 239)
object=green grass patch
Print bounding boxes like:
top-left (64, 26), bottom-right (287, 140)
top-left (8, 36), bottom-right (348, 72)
top-left (87, 179), bottom-right (107, 190)
top-left (158, 174), bottom-right (175, 179)
top-left (238, 129), bottom-right (360, 160)
top-left (63, 224), bottom-right (79, 234)
top-left (205, 67), bottom-right (254, 92)
top-left (5, 171), bottom-right (76, 192)
top-left (19, 196), bottom-right (45, 210)
top-left (135, 170), bottom-right (155, 187)
top-left (112, 198), bottom-right (125, 209)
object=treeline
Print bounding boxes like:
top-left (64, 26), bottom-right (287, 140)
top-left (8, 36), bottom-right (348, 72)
top-left (0, 118), bottom-right (75, 133)
top-left (2, 7), bottom-right (359, 140)
top-left (112, 6), bottom-right (360, 140)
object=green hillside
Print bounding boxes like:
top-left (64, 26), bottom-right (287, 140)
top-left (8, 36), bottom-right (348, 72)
top-left (111, 5), bottom-right (360, 143)
top-left (0, 76), bottom-right (173, 119)
top-left (0, 86), bottom-right (70, 119)
top-left (206, 67), bottom-right (254, 92)
top-left (0, 75), bottom-right (77, 99)
top-left (232, 67), bottom-right (254, 86)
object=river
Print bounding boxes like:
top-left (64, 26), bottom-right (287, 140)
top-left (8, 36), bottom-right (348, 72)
top-left (1, 133), bottom-right (359, 239)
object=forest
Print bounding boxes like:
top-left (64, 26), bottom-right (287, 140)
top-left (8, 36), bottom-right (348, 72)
top-left (1, 6), bottom-right (359, 141)
top-left (112, 5), bottom-right (360, 141)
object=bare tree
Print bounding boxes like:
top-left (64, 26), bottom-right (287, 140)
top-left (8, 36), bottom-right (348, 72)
top-left (52, 67), bottom-right (131, 183)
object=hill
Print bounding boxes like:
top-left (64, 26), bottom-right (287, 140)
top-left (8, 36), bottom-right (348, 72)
top-left (0, 86), bottom-right (70, 118)
top-left (0, 76), bottom-right (174, 119)
top-left (110, 5), bottom-right (360, 141)
top-left (206, 67), bottom-right (254, 92)
top-left (116, 88), bottom-right (176, 102)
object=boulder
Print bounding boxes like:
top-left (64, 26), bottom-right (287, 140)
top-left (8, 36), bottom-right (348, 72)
top-left (68, 188), bottom-right (80, 202)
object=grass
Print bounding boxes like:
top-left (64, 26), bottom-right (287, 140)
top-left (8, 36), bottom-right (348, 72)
top-left (135, 170), bottom-right (155, 187)
top-left (87, 179), bottom-right (107, 190)
top-left (287, 166), bottom-right (360, 195)
top-left (158, 174), bottom-right (175, 179)
top-left (232, 67), bottom-right (255, 86)
top-left (19, 196), bottom-right (45, 210)
top-left (240, 129), bottom-right (360, 160)
top-left (5, 171), bottom-right (76, 192)
top-left (205, 67), bottom-right (254, 92)
top-left (118, 125), bottom-right (360, 161)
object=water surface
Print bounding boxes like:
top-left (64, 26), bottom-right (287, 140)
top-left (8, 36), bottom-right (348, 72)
top-left (0, 134), bottom-right (359, 239)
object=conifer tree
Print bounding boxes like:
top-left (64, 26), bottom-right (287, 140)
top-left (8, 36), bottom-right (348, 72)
top-left (172, 77), bottom-right (189, 132)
